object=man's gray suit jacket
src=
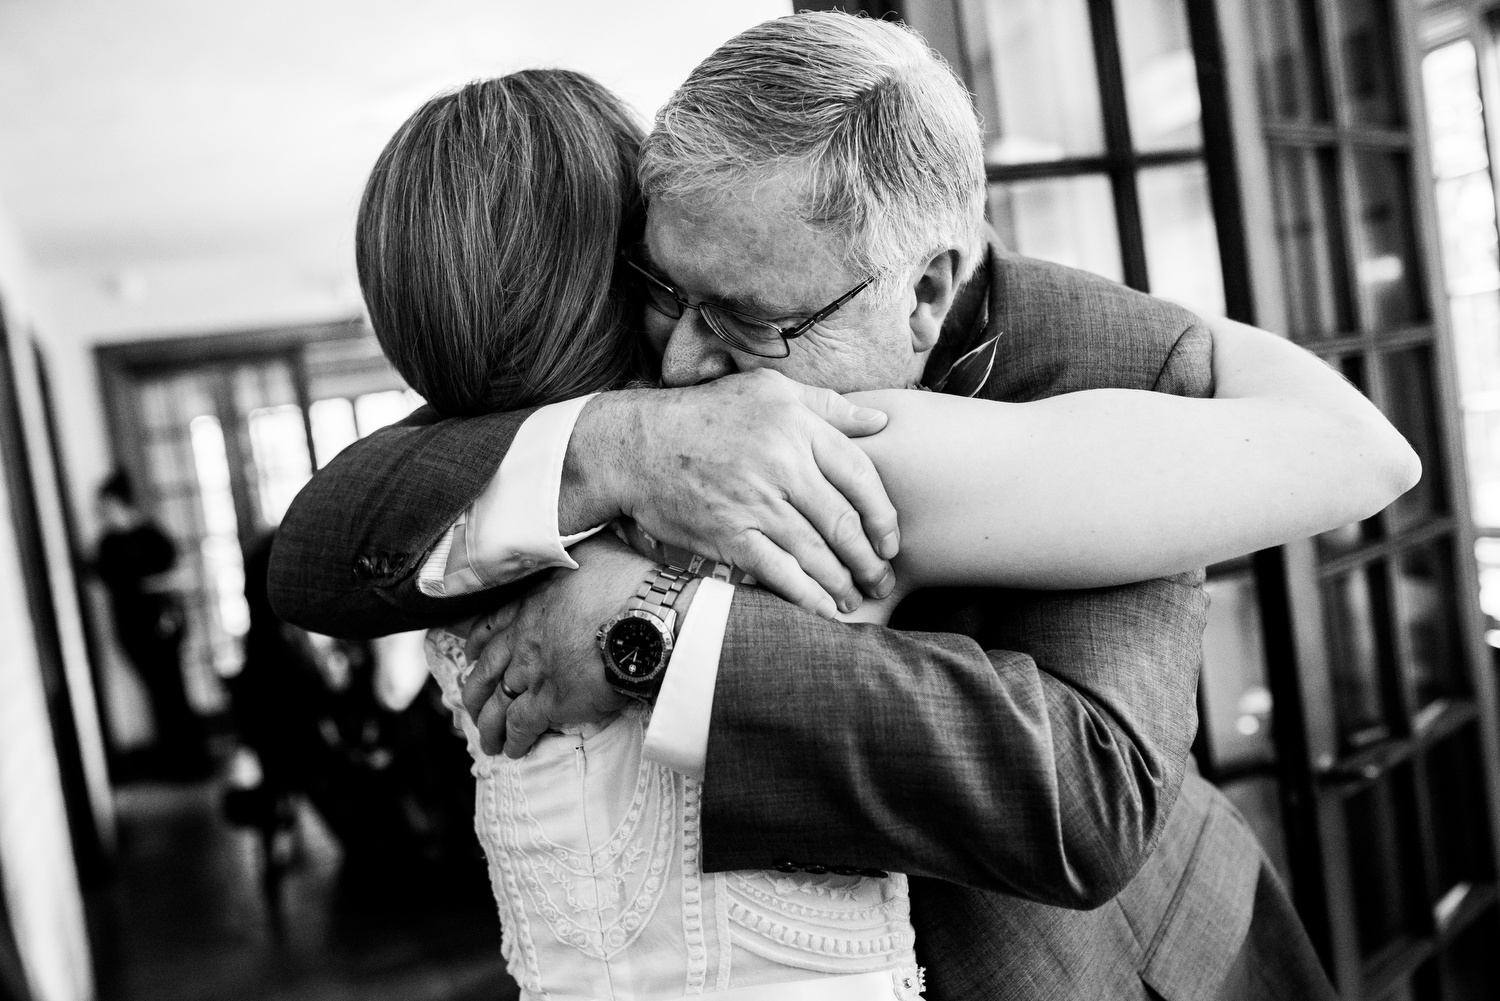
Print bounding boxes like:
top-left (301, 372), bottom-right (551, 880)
top-left (268, 245), bottom-right (1329, 1000)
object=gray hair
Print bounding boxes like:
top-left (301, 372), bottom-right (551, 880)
top-left (639, 12), bottom-right (986, 299)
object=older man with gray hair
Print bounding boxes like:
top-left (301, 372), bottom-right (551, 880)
top-left (272, 12), bottom-right (1377, 999)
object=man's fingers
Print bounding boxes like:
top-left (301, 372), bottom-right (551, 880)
top-left (809, 425), bottom-right (901, 565)
top-left (503, 690), bottom-right (552, 759)
top-left (464, 602), bottom-right (521, 662)
top-left (788, 441), bottom-right (893, 600)
top-left (461, 634), bottom-right (512, 723)
top-left (784, 379), bottom-right (888, 438)
top-left (475, 650), bottom-right (536, 755)
top-left (447, 614), bottom-right (484, 643)
top-left (474, 689), bottom-right (510, 756)
top-left (728, 529), bottom-right (840, 618)
top-left (755, 501), bottom-right (866, 612)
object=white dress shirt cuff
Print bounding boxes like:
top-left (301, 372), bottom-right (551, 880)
top-left (417, 528), bottom-right (457, 596)
top-left (642, 577), bottom-right (734, 779)
top-left (416, 394), bottom-right (601, 597)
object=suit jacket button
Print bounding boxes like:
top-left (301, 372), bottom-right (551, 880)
top-left (772, 859), bottom-right (799, 874)
top-left (830, 866), bottom-right (861, 876)
top-left (353, 555), bottom-right (374, 579)
top-left (801, 864), bottom-right (828, 875)
top-left (859, 868), bottom-right (889, 879)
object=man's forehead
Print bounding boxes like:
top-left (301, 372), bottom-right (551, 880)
top-left (644, 196), bottom-right (854, 313)
top-left (640, 230), bottom-right (780, 312)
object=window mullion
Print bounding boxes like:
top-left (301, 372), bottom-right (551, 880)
top-left (1086, 0), bottom-right (1151, 291)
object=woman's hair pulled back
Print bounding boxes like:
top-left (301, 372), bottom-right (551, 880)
top-left (357, 69), bottom-right (646, 417)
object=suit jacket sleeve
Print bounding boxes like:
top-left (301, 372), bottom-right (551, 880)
top-left (267, 404), bottom-right (539, 637)
top-left (700, 254), bottom-right (1218, 909)
top-left (703, 574), bottom-right (1208, 910)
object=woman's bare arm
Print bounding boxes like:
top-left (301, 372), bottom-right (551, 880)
top-left (845, 314), bottom-right (1419, 596)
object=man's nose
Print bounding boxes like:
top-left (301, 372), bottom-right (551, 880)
top-left (659, 311), bottom-right (736, 387)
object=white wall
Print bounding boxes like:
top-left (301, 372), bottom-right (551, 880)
top-left (0, 198), bottom-right (95, 1001)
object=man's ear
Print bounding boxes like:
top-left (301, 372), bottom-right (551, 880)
top-left (909, 248), bottom-right (962, 353)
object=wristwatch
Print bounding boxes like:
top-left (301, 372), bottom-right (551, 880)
top-left (597, 566), bottom-right (688, 702)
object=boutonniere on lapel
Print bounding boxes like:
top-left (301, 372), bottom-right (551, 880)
top-left (925, 332), bottom-right (1001, 398)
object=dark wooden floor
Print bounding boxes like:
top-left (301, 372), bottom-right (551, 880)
top-left (88, 781), bottom-right (520, 1001)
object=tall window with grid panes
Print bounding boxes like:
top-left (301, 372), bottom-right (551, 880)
top-left (1420, 5), bottom-right (1500, 634)
top-left (97, 325), bottom-right (422, 699)
top-left (895, 0), bottom-right (1500, 996)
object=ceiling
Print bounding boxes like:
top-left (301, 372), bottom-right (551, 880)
top-left (0, 0), bottom-right (789, 331)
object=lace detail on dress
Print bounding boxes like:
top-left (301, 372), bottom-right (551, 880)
top-left (714, 871), bottom-right (733, 991)
top-left (724, 870), bottom-right (916, 974)
top-left (428, 630), bottom-right (544, 990)
top-left (499, 712), bottom-right (678, 961)
top-left (425, 626), bottom-right (923, 997)
top-left (681, 777), bottom-right (708, 993)
top-left (426, 629), bottom-right (493, 777)
top-left (480, 761), bottom-right (545, 993)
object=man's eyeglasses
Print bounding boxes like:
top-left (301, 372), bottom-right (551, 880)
top-left (621, 257), bottom-right (872, 360)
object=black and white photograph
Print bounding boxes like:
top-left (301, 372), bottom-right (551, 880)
top-left (0, 1), bottom-right (1495, 999)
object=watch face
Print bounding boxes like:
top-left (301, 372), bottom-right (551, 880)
top-left (606, 616), bottom-right (665, 679)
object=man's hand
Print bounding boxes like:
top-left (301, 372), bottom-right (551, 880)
top-left (563, 369), bottom-right (899, 618)
top-left (460, 534), bottom-right (692, 758)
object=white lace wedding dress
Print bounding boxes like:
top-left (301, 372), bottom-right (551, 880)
top-left (426, 629), bottom-right (925, 1001)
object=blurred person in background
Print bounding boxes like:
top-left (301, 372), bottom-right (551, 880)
top-left (94, 469), bottom-right (211, 780)
top-left (224, 530), bottom-right (329, 873)
top-left (228, 531), bottom-right (482, 895)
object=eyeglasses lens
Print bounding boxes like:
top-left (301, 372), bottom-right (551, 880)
top-left (701, 307), bottom-right (790, 359)
top-left (639, 278), bottom-right (682, 320)
top-left (625, 259), bottom-right (790, 359)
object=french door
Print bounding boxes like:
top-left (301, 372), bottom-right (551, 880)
top-left (97, 323), bottom-right (417, 706)
top-left (1216, 0), bottom-right (1500, 994)
top-left (894, 0), bottom-right (1500, 995)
